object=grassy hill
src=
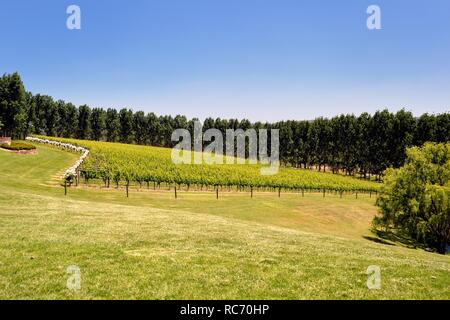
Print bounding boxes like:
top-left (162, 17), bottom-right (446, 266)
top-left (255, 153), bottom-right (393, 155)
top-left (0, 143), bottom-right (449, 299)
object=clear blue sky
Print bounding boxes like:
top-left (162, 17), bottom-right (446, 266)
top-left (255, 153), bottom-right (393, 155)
top-left (1, 0), bottom-right (449, 121)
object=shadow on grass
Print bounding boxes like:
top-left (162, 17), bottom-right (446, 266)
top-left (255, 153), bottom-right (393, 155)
top-left (364, 229), bottom-right (426, 250)
top-left (362, 235), bottom-right (395, 246)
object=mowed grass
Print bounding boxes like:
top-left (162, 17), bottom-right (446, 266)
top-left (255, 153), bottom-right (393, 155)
top-left (0, 145), bottom-right (449, 299)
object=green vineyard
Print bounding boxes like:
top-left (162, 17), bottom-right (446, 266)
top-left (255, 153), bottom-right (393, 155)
top-left (32, 136), bottom-right (380, 194)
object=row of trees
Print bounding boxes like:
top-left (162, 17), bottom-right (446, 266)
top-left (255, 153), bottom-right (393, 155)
top-left (1, 72), bottom-right (449, 178)
top-left (274, 111), bottom-right (450, 178)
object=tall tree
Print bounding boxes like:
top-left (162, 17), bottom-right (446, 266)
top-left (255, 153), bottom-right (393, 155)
top-left (435, 113), bottom-right (450, 143)
top-left (30, 94), bottom-right (44, 134)
top-left (0, 72), bottom-right (28, 138)
top-left (54, 100), bottom-right (78, 138)
top-left (375, 143), bottom-right (450, 254)
top-left (278, 121), bottom-right (294, 166)
top-left (341, 114), bottom-right (358, 175)
top-left (77, 105), bottom-right (91, 139)
top-left (146, 112), bottom-right (160, 146)
top-left (119, 108), bottom-right (133, 143)
top-left (44, 96), bottom-right (58, 136)
top-left (132, 111), bottom-right (147, 145)
top-left (105, 108), bottom-right (120, 142)
top-left (159, 115), bottom-right (175, 147)
top-left (389, 109), bottom-right (416, 168)
top-left (414, 113), bottom-right (436, 146)
top-left (293, 121), bottom-right (310, 169)
top-left (308, 117), bottom-right (331, 172)
top-left (64, 103), bottom-right (78, 138)
top-left (90, 108), bottom-right (106, 141)
top-left (56, 100), bottom-right (67, 137)
top-left (25, 92), bottom-right (37, 136)
top-left (356, 112), bottom-right (371, 178)
top-left (368, 110), bottom-right (394, 179)
top-left (32, 94), bottom-right (59, 136)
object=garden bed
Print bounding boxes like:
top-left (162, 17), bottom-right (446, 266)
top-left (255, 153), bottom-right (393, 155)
top-left (0, 141), bottom-right (37, 154)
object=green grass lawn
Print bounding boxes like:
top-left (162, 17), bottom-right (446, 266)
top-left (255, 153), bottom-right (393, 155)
top-left (0, 144), bottom-right (449, 299)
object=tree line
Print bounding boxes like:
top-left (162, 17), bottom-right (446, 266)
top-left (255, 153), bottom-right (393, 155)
top-left (1, 72), bottom-right (449, 179)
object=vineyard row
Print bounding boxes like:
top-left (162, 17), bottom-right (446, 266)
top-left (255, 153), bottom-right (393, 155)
top-left (29, 135), bottom-right (381, 197)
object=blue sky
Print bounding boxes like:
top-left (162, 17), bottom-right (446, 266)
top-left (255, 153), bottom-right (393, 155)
top-left (1, 0), bottom-right (449, 121)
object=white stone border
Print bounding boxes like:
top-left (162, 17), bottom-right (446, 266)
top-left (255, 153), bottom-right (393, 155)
top-left (26, 137), bottom-right (89, 180)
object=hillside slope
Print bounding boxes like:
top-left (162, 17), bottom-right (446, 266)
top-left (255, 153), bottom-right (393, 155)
top-left (0, 144), bottom-right (449, 299)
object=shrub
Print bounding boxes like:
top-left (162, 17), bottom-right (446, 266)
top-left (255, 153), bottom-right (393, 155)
top-left (374, 142), bottom-right (450, 254)
top-left (0, 141), bottom-right (36, 151)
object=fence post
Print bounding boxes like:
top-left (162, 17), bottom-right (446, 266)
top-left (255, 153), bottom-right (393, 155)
top-left (76, 169), bottom-right (80, 186)
top-left (174, 185), bottom-right (177, 199)
top-left (64, 180), bottom-right (67, 196)
top-left (216, 188), bottom-right (219, 199)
